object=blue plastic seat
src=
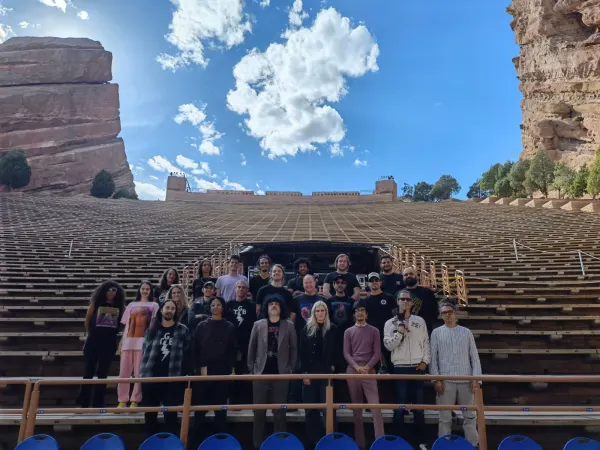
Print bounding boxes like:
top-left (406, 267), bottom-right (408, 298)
top-left (260, 433), bottom-right (304, 450)
top-left (199, 434), bottom-right (242, 450)
top-left (371, 435), bottom-right (413, 450)
top-left (316, 433), bottom-right (359, 450)
top-left (498, 436), bottom-right (542, 450)
top-left (80, 434), bottom-right (125, 450)
top-left (139, 433), bottom-right (184, 450)
top-left (14, 435), bottom-right (59, 450)
top-left (432, 435), bottom-right (475, 450)
top-left (564, 438), bottom-right (600, 450)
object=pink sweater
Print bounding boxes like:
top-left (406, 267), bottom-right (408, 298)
top-left (343, 324), bottom-right (381, 370)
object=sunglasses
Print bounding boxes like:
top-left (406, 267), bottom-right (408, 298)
top-left (441, 310), bottom-right (455, 316)
top-left (108, 287), bottom-right (118, 293)
top-left (399, 298), bottom-right (412, 302)
top-left (335, 281), bottom-right (346, 285)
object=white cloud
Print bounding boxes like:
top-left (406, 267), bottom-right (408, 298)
top-left (191, 161), bottom-right (215, 178)
top-left (148, 155), bottom-right (180, 173)
top-left (257, 189), bottom-right (265, 195)
top-left (289, 0), bottom-right (308, 27)
top-left (227, 7), bottom-right (379, 159)
top-left (329, 143), bottom-right (343, 157)
top-left (77, 10), bottom-right (89, 20)
top-left (353, 158), bottom-right (367, 168)
top-left (176, 155), bottom-right (198, 169)
top-left (18, 21), bottom-right (29, 29)
top-left (157, 0), bottom-right (252, 71)
top-left (135, 181), bottom-right (166, 201)
top-left (259, 0), bottom-right (270, 6)
top-left (241, 153), bottom-right (247, 166)
top-left (281, 157), bottom-right (288, 163)
top-left (174, 103), bottom-right (223, 155)
top-left (0, 24), bottom-right (14, 43)
top-left (150, 175), bottom-right (159, 180)
top-left (39, 0), bottom-right (67, 12)
top-left (194, 177), bottom-right (223, 191)
top-left (0, 6), bottom-right (12, 16)
top-left (223, 178), bottom-right (247, 191)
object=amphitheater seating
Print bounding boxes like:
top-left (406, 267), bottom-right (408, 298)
top-left (260, 432), bottom-right (304, 450)
top-left (497, 436), bottom-right (542, 450)
top-left (564, 438), bottom-right (600, 450)
top-left (14, 435), bottom-right (59, 450)
top-left (370, 435), bottom-right (413, 450)
top-left (431, 435), bottom-right (475, 450)
top-left (138, 433), bottom-right (184, 450)
top-left (198, 434), bottom-right (242, 450)
top-left (316, 433), bottom-right (359, 450)
top-left (79, 433), bottom-right (125, 450)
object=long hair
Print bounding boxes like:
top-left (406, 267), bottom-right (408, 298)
top-left (199, 258), bottom-right (213, 277)
top-left (147, 299), bottom-right (179, 340)
top-left (135, 280), bottom-right (154, 302)
top-left (305, 300), bottom-right (331, 337)
top-left (90, 280), bottom-right (125, 311)
top-left (256, 254), bottom-right (272, 267)
top-left (159, 268), bottom-right (180, 290)
top-left (165, 284), bottom-right (189, 312)
top-left (270, 263), bottom-right (286, 285)
top-left (335, 253), bottom-right (351, 269)
top-left (294, 257), bottom-right (312, 274)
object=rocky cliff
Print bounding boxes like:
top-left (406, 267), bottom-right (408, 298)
top-left (507, 0), bottom-right (600, 168)
top-left (0, 37), bottom-right (135, 195)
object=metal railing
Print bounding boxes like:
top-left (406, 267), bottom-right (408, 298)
top-left (0, 378), bottom-right (32, 443)
top-left (17, 373), bottom-right (600, 449)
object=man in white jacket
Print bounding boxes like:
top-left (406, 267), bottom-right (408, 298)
top-left (383, 289), bottom-right (430, 450)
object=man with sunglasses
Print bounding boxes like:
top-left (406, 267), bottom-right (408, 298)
top-left (430, 300), bottom-right (481, 448)
top-left (383, 289), bottom-right (430, 450)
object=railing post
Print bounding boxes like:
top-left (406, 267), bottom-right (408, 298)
top-left (180, 382), bottom-right (193, 448)
top-left (474, 384), bottom-right (487, 450)
top-left (513, 239), bottom-right (519, 262)
top-left (24, 384), bottom-right (40, 438)
top-left (441, 264), bottom-right (450, 297)
top-left (18, 381), bottom-right (32, 443)
top-left (578, 251), bottom-right (586, 276)
top-left (326, 381), bottom-right (335, 434)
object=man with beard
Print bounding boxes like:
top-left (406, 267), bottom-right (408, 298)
top-left (365, 273), bottom-right (395, 373)
top-left (403, 267), bottom-right (439, 336)
top-left (225, 279), bottom-right (257, 404)
top-left (249, 255), bottom-right (272, 304)
top-left (140, 299), bottom-right (191, 437)
top-left (379, 255), bottom-right (405, 297)
top-left (323, 254), bottom-right (361, 301)
top-left (248, 294), bottom-right (297, 450)
top-left (256, 264), bottom-right (298, 321)
top-left (287, 258), bottom-right (313, 296)
top-left (326, 274), bottom-right (356, 334)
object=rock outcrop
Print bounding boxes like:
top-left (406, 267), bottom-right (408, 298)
top-left (507, 0), bottom-right (600, 168)
top-left (0, 37), bottom-right (135, 195)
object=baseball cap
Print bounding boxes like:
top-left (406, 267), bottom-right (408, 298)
top-left (334, 274), bottom-right (346, 282)
top-left (368, 272), bottom-right (381, 281)
top-left (203, 281), bottom-right (216, 288)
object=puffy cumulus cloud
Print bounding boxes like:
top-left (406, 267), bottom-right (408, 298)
top-left (227, 7), bottom-right (379, 159)
top-left (193, 176), bottom-right (247, 192)
top-left (0, 24), bottom-right (14, 43)
top-left (157, 0), bottom-right (252, 71)
top-left (353, 158), bottom-right (367, 168)
top-left (329, 143), bottom-right (343, 157)
top-left (175, 103), bottom-right (223, 155)
top-left (135, 181), bottom-right (166, 201)
top-left (192, 161), bottom-right (217, 178)
top-left (223, 178), bottom-right (246, 190)
top-left (148, 155), bottom-right (180, 173)
top-left (150, 175), bottom-right (159, 181)
top-left (259, 0), bottom-right (270, 6)
top-left (0, 6), bottom-right (13, 16)
top-left (257, 189), bottom-right (265, 195)
top-left (77, 10), bottom-right (89, 20)
top-left (288, 0), bottom-right (307, 27)
top-left (19, 21), bottom-right (29, 28)
top-left (39, 0), bottom-right (68, 12)
top-left (175, 154), bottom-right (198, 169)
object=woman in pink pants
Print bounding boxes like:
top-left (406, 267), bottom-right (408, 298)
top-left (117, 280), bottom-right (159, 407)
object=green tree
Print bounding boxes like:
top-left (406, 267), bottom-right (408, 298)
top-left (569, 164), bottom-right (589, 198)
top-left (524, 150), bottom-right (555, 198)
top-left (587, 149), bottom-right (600, 199)
top-left (551, 163), bottom-right (576, 199)
top-left (508, 159), bottom-right (530, 197)
top-left (480, 163), bottom-right (503, 193)
top-left (494, 177), bottom-right (513, 197)
top-left (0, 150), bottom-right (31, 191)
top-left (113, 188), bottom-right (138, 200)
top-left (90, 169), bottom-right (116, 199)
top-left (430, 175), bottom-right (460, 201)
top-left (412, 181), bottom-right (433, 202)
top-left (401, 182), bottom-right (414, 200)
top-left (466, 179), bottom-right (486, 199)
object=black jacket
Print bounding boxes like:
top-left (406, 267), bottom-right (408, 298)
top-left (299, 323), bottom-right (339, 374)
top-left (192, 318), bottom-right (237, 375)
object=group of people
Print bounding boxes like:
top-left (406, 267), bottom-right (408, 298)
top-left (78, 253), bottom-right (482, 450)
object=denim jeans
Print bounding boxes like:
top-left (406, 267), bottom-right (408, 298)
top-left (393, 365), bottom-right (425, 443)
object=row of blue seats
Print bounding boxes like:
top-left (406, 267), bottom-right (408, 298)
top-left (14, 432), bottom-right (600, 450)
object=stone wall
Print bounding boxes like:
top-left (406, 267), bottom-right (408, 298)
top-left (507, 0), bottom-right (600, 168)
top-left (0, 37), bottom-right (135, 195)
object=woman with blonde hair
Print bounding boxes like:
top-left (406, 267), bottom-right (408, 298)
top-left (299, 300), bottom-right (339, 446)
top-left (164, 284), bottom-right (191, 327)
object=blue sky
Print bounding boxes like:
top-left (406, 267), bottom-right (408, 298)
top-left (1, 0), bottom-right (521, 200)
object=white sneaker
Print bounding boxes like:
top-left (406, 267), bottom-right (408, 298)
top-left (419, 444), bottom-right (428, 450)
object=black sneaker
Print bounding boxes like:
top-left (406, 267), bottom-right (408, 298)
top-left (378, 365), bottom-right (389, 374)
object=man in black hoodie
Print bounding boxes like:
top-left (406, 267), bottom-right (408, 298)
top-left (192, 296), bottom-right (237, 446)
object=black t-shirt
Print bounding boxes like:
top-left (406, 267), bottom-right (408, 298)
top-left (287, 276), bottom-right (318, 294)
top-left (407, 286), bottom-right (439, 335)
top-left (366, 292), bottom-right (395, 334)
top-left (226, 299), bottom-right (258, 354)
top-left (191, 277), bottom-right (218, 299)
top-left (154, 286), bottom-right (170, 305)
top-left (188, 299), bottom-right (212, 333)
top-left (264, 320), bottom-right (280, 374)
top-left (154, 324), bottom-right (175, 377)
top-left (380, 273), bottom-right (405, 297)
top-left (324, 272), bottom-right (360, 298)
top-left (294, 293), bottom-right (324, 334)
top-left (249, 275), bottom-right (271, 303)
top-left (257, 285), bottom-right (299, 320)
top-left (326, 295), bottom-right (355, 333)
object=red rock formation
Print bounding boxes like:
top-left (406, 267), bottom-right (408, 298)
top-left (0, 37), bottom-right (135, 195)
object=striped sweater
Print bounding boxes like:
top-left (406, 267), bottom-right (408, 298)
top-left (430, 324), bottom-right (482, 383)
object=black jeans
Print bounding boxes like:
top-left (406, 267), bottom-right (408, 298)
top-left (192, 377), bottom-right (229, 446)
top-left (302, 379), bottom-right (336, 445)
top-left (393, 366), bottom-right (425, 443)
top-left (142, 382), bottom-right (184, 437)
top-left (78, 341), bottom-right (116, 408)
top-left (231, 357), bottom-right (253, 405)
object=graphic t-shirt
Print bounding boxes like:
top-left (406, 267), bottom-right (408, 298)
top-left (380, 273), bottom-right (405, 297)
top-left (294, 293), bottom-right (324, 334)
top-left (326, 295), bottom-right (355, 332)
top-left (226, 299), bottom-right (257, 355)
top-left (121, 301), bottom-right (159, 351)
top-left (154, 324), bottom-right (175, 377)
top-left (324, 272), bottom-right (360, 298)
top-left (216, 274), bottom-right (249, 302)
top-left (86, 302), bottom-right (122, 348)
top-left (366, 292), bottom-right (395, 335)
top-left (154, 286), bottom-right (170, 305)
top-left (257, 285), bottom-right (299, 320)
top-left (264, 321), bottom-right (280, 374)
top-left (407, 286), bottom-right (439, 335)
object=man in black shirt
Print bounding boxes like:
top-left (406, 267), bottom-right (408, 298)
top-left (365, 272), bottom-right (395, 373)
top-left (256, 264), bottom-right (299, 321)
top-left (249, 254), bottom-right (271, 304)
top-left (322, 253), bottom-right (361, 300)
top-left (326, 274), bottom-right (355, 334)
top-left (226, 279), bottom-right (257, 404)
top-left (294, 275), bottom-right (324, 334)
top-left (403, 266), bottom-right (439, 336)
top-left (188, 281), bottom-right (215, 333)
top-left (380, 255), bottom-right (405, 297)
top-left (191, 258), bottom-right (218, 299)
top-left (286, 258), bottom-right (313, 296)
